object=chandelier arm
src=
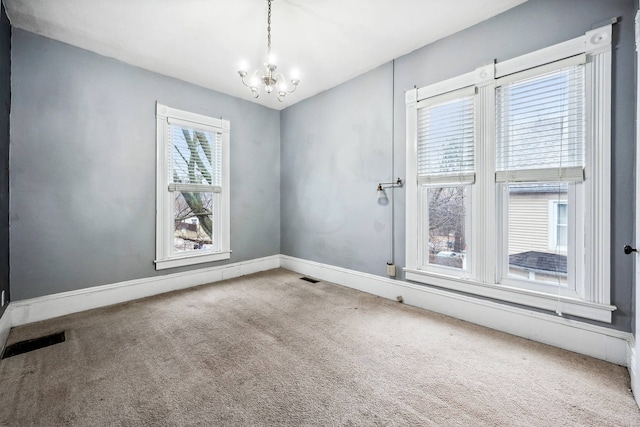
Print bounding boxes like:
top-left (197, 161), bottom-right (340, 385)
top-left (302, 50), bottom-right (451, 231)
top-left (273, 72), bottom-right (300, 94)
top-left (250, 70), bottom-right (263, 98)
top-left (240, 70), bottom-right (263, 90)
top-left (239, 74), bottom-right (253, 89)
top-left (274, 72), bottom-right (285, 84)
top-left (287, 82), bottom-right (299, 94)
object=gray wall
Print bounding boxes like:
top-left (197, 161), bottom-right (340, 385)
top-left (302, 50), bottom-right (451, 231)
top-left (7, 0), bottom-right (637, 331)
top-left (10, 29), bottom-right (281, 300)
top-left (281, 0), bottom-right (637, 331)
top-left (0, 3), bottom-right (10, 318)
top-left (281, 64), bottom-right (394, 277)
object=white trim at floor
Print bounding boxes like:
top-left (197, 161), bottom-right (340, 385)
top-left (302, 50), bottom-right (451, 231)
top-left (0, 255), bottom-right (280, 354)
top-left (0, 308), bottom-right (10, 357)
top-left (630, 335), bottom-right (638, 398)
top-left (280, 255), bottom-right (632, 367)
top-left (0, 254), bottom-right (633, 372)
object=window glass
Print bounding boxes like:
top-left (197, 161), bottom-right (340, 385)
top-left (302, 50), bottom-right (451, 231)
top-left (173, 191), bottom-right (214, 255)
top-left (418, 96), bottom-right (475, 178)
top-left (425, 186), bottom-right (468, 270)
top-left (506, 182), bottom-right (568, 286)
top-left (555, 202), bottom-right (568, 248)
top-left (496, 65), bottom-right (585, 172)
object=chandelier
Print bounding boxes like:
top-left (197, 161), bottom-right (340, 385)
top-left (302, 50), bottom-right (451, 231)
top-left (238, 0), bottom-right (300, 102)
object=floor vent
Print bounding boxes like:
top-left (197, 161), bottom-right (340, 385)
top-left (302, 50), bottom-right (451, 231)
top-left (2, 331), bottom-right (66, 359)
top-left (300, 276), bottom-right (320, 284)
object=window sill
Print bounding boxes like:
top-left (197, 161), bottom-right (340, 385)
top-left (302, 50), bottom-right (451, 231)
top-left (155, 251), bottom-right (231, 270)
top-left (404, 268), bottom-right (615, 323)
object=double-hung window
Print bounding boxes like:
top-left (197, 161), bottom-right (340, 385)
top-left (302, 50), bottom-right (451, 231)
top-left (155, 103), bottom-right (231, 270)
top-left (416, 87), bottom-right (476, 275)
top-left (405, 24), bottom-right (614, 322)
top-left (496, 60), bottom-right (584, 293)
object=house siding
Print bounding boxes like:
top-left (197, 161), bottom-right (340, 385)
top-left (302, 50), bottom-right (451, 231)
top-left (509, 192), bottom-right (567, 256)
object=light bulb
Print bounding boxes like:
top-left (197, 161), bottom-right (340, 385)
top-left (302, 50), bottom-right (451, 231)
top-left (377, 189), bottom-right (386, 200)
top-left (290, 68), bottom-right (300, 79)
top-left (265, 85), bottom-right (273, 94)
top-left (267, 54), bottom-right (277, 65)
top-left (238, 60), bottom-right (248, 72)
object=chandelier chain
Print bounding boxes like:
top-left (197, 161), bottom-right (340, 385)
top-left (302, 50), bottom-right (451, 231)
top-left (267, 0), bottom-right (272, 56)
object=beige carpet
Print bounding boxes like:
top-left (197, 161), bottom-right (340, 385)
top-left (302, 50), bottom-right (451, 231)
top-left (0, 268), bottom-right (638, 426)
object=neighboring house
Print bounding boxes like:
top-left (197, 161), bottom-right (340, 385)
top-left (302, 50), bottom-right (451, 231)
top-left (508, 183), bottom-right (568, 283)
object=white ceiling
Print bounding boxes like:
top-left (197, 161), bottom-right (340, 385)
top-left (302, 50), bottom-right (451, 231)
top-left (4, 0), bottom-right (528, 110)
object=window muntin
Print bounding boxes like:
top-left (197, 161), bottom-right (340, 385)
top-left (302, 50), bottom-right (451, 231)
top-left (156, 104), bottom-right (230, 269)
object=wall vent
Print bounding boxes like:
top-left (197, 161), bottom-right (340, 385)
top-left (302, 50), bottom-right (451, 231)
top-left (299, 276), bottom-right (320, 284)
top-left (2, 331), bottom-right (66, 359)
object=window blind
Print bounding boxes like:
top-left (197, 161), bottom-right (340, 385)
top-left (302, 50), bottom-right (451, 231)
top-left (495, 63), bottom-right (585, 183)
top-left (169, 124), bottom-right (222, 188)
top-left (417, 88), bottom-right (476, 184)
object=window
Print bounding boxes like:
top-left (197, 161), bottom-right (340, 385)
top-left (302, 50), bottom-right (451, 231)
top-left (548, 199), bottom-right (568, 251)
top-left (496, 62), bottom-right (583, 293)
top-left (417, 88), bottom-right (475, 275)
top-left (155, 103), bottom-right (230, 270)
top-left (405, 24), bottom-right (614, 322)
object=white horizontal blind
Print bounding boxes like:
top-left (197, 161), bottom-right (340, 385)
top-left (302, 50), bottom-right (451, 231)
top-left (495, 63), bottom-right (585, 182)
top-left (169, 124), bottom-right (222, 188)
top-left (417, 91), bottom-right (475, 184)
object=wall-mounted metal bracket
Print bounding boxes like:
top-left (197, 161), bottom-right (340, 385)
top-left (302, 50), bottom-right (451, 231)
top-left (377, 177), bottom-right (403, 192)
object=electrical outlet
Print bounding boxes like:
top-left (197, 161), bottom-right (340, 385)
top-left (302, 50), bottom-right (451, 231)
top-left (386, 263), bottom-right (396, 276)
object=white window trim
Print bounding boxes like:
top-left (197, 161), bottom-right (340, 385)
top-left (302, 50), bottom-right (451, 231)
top-left (405, 24), bottom-right (615, 323)
top-left (155, 103), bottom-right (231, 270)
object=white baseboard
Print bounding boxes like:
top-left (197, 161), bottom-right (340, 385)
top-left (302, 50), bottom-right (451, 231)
top-left (280, 255), bottom-right (632, 366)
top-left (0, 307), bottom-right (11, 356)
top-left (1, 255), bottom-right (280, 339)
top-left (630, 335), bottom-right (639, 407)
top-left (0, 254), bottom-right (634, 373)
